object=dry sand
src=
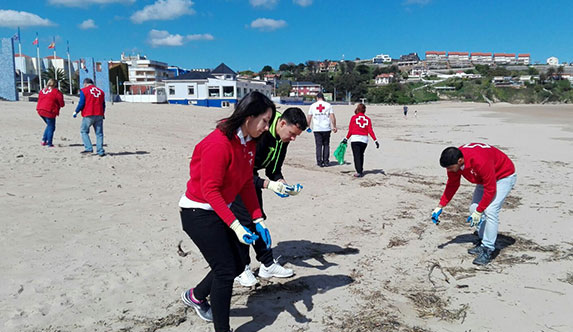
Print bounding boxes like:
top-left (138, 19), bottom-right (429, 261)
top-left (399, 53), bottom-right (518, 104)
top-left (1, 99), bottom-right (572, 332)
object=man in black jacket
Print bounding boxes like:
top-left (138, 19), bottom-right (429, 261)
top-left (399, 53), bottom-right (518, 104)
top-left (231, 107), bottom-right (308, 286)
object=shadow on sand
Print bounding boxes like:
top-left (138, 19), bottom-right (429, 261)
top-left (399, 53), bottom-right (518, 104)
top-left (232, 274), bottom-right (354, 332)
top-left (272, 240), bottom-right (359, 271)
top-left (438, 231), bottom-right (516, 254)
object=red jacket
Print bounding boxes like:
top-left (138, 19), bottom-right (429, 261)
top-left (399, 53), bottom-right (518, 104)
top-left (80, 85), bottom-right (105, 117)
top-left (36, 87), bottom-right (64, 118)
top-left (345, 113), bottom-right (377, 141)
top-left (185, 128), bottom-right (263, 225)
top-left (440, 143), bottom-right (515, 212)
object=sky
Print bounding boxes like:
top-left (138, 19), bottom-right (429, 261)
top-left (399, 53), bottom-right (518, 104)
top-left (1, 0), bottom-right (572, 72)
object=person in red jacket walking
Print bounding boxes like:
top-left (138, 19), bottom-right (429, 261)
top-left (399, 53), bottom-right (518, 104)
top-left (431, 143), bottom-right (517, 265)
top-left (341, 103), bottom-right (379, 177)
top-left (36, 79), bottom-right (65, 147)
top-left (178, 91), bottom-right (276, 332)
top-left (73, 78), bottom-right (106, 156)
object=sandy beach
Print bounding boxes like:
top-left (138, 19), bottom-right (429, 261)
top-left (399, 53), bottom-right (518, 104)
top-left (1, 99), bottom-right (572, 332)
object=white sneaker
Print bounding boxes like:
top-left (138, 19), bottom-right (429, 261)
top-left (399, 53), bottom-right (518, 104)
top-left (234, 265), bottom-right (257, 287)
top-left (258, 259), bottom-right (294, 279)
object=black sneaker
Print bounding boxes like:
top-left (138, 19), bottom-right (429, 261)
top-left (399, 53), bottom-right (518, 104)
top-left (181, 289), bottom-right (213, 321)
top-left (468, 244), bottom-right (483, 256)
top-left (472, 247), bottom-right (494, 266)
top-left (80, 150), bottom-right (93, 154)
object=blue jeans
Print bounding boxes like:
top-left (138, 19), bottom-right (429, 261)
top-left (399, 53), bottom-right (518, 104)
top-left (41, 116), bottom-right (56, 146)
top-left (81, 116), bottom-right (104, 155)
top-left (469, 173), bottom-right (517, 250)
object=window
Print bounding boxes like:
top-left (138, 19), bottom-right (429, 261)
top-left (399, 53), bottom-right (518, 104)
top-left (221, 101), bottom-right (230, 108)
top-left (243, 88), bottom-right (247, 95)
top-left (187, 85), bottom-right (195, 95)
top-left (208, 87), bottom-right (220, 97)
top-left (168, 86), bottom-right (175, 95)
top-left (223, 86), bottom-right (234, 97)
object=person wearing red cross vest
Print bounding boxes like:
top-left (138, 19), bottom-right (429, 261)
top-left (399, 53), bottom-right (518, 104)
top-left (36, 79), bottom-right (65, 147)
top-left (307, 92), bottom-right (337, 167)
top-left (342, 103), bottom-right (379, 178)
top-left (73, 78), bottom-right (106, 156)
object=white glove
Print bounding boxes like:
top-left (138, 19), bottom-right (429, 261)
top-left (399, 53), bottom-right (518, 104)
top-left (267, 181), bottom-right (289, 198)
top-left (230, 220), bottom-right (258, 245)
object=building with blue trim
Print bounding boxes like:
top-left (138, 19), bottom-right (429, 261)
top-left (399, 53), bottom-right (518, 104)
top-left (164, 63), bottom-right (272, 107)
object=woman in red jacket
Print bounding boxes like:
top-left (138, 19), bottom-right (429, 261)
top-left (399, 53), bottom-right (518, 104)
top-left (178, 91), bottom-right (276, 332)
top-left (36, 79), bottom-right (65, 147)
top-left (342, 103), bottom-right (379, 177)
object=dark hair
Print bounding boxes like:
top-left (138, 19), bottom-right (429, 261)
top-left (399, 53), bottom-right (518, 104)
top-left (280, 107), bottom-right (308, 131)
top-left (217, 91), bottom-right (276, 139)
top-left (354, 103), bottom-right (366, 115)
top-left (83, 78), bottom-right (94, 85)
top-left (440, 146), bottom-right (463, 167)
top-left (316, 92), bottom-right (324, 100)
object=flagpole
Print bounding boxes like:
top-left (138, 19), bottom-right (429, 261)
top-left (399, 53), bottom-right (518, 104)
top-left (36, 32), bottom-right (42, 90)
top-left (18, 27), bottom-right (23, 95)
top-left (67, 41), bottom-right (72, 95)
top-left (53, 36), bottom-right (57, 85)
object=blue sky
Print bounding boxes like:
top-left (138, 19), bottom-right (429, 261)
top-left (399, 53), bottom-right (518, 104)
top-left (1, 0), bottom-right (572, 72)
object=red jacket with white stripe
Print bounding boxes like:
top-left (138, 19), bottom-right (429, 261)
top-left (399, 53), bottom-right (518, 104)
top-left (36, 87), bottom-right (64, 118)
top-left (439, 143), bottom-right (515, 212)
top-left (185, 128), bottom-right (263, 225)
top-left (345, 113), bottom-right (377, 141)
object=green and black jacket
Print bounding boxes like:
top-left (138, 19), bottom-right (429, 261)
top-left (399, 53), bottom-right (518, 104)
top-left (253, 112), bottom-right (289, 190)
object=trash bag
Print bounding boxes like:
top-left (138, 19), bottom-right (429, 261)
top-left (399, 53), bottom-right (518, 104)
top-left (333, 142), bottom-right (347, 165)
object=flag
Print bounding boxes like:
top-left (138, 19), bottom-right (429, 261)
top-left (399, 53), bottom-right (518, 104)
top-left (33, 37), bottom-right (38, 45)
top-left (48, 42), bottom-right (55, 49)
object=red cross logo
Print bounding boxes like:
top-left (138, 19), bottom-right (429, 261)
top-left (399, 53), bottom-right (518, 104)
top-left (317, 104), bottom-right (325, 113)
top-left (356, 115), bottom-right (369, 128)
top-left (90, 87), bottom-right (101, 98)
top-left (41, 88), bottom-right (52, 95)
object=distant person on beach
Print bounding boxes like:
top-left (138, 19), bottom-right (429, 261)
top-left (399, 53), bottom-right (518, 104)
top-left (307, 92), bottom-right (337, 167)
top-left (431, 143), bottom-right (516, 266)
top-left (341, 103), bottom-right (379, 178)
top-left (36, 79), bottom-right (64, 147)
top-left (73, 78), bottom-right (106, 156)
top-left (403, 105), bottom-right (408, 118)
top-left (232, 107), bottom-right (308, 287)
top-left (178, 91), bottom-right (275, 332)
top-left (414, 110), bottom-right (417, 118)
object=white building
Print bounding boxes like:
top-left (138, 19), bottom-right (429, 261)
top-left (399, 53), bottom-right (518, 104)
top-left (410, 66), bottom-right (428, 78)
top-left (372, 54), bottom-right (392, 64)
top-left (517, 54), bottom-right (530, 65)
top-left (547, 56), bottom-right (559, 66)
top-left (164, 63), bottom-right (272, 107)
top-left (426, 51), bottom-right (447, 62)
top-left (470, 52), bottom-right (493, 64)
top-left (121, 53), bottom-right (173, 84)
top-left (494, 53), bottom-right (515, 65)
top-left (375, 73), bottom-right (394, 85)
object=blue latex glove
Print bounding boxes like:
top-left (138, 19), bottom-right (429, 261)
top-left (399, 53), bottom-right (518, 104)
top-left (466, 211), bottom-right (483, 228)
top-left (254, 218), bottom-right (271, 249)
top-left (306, 127), bottom-right (312, 133)
top-left (230, 220), bottom-right (259, 245)
top-left (431, 207), bottom-right (442, 225)
top-left (285, 183), bottom-right (303, 196)
top-left (73, 112), bottom-right (78, 118)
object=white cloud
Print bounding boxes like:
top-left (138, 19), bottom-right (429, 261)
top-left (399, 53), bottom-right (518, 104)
top-left (250, 18), bottom-right (287, 31)
top-left (131, 0), bottom-right (195, 24)
top-left (49, 0), bottom-right (134, 6)
top-left (187, 34), bottom-right (214, 41)
top-left (148, 29), bottom-right (214, 47)
top-left (148, 29), bottom-right (185, 47)
top-left (404, 0), bottom-right (431, 5)
top-left (250, 0), bottom-right (278, 8)
top-left (293, 0), bottom-right (313, 7)
top-left (0, 10), bottom-right (55, 28)
top-left (78, 19), bottom-right (98, 29)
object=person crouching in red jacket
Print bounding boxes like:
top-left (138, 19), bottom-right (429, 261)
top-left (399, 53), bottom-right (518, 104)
top-left (36, 79), bottom-right (65, 147)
